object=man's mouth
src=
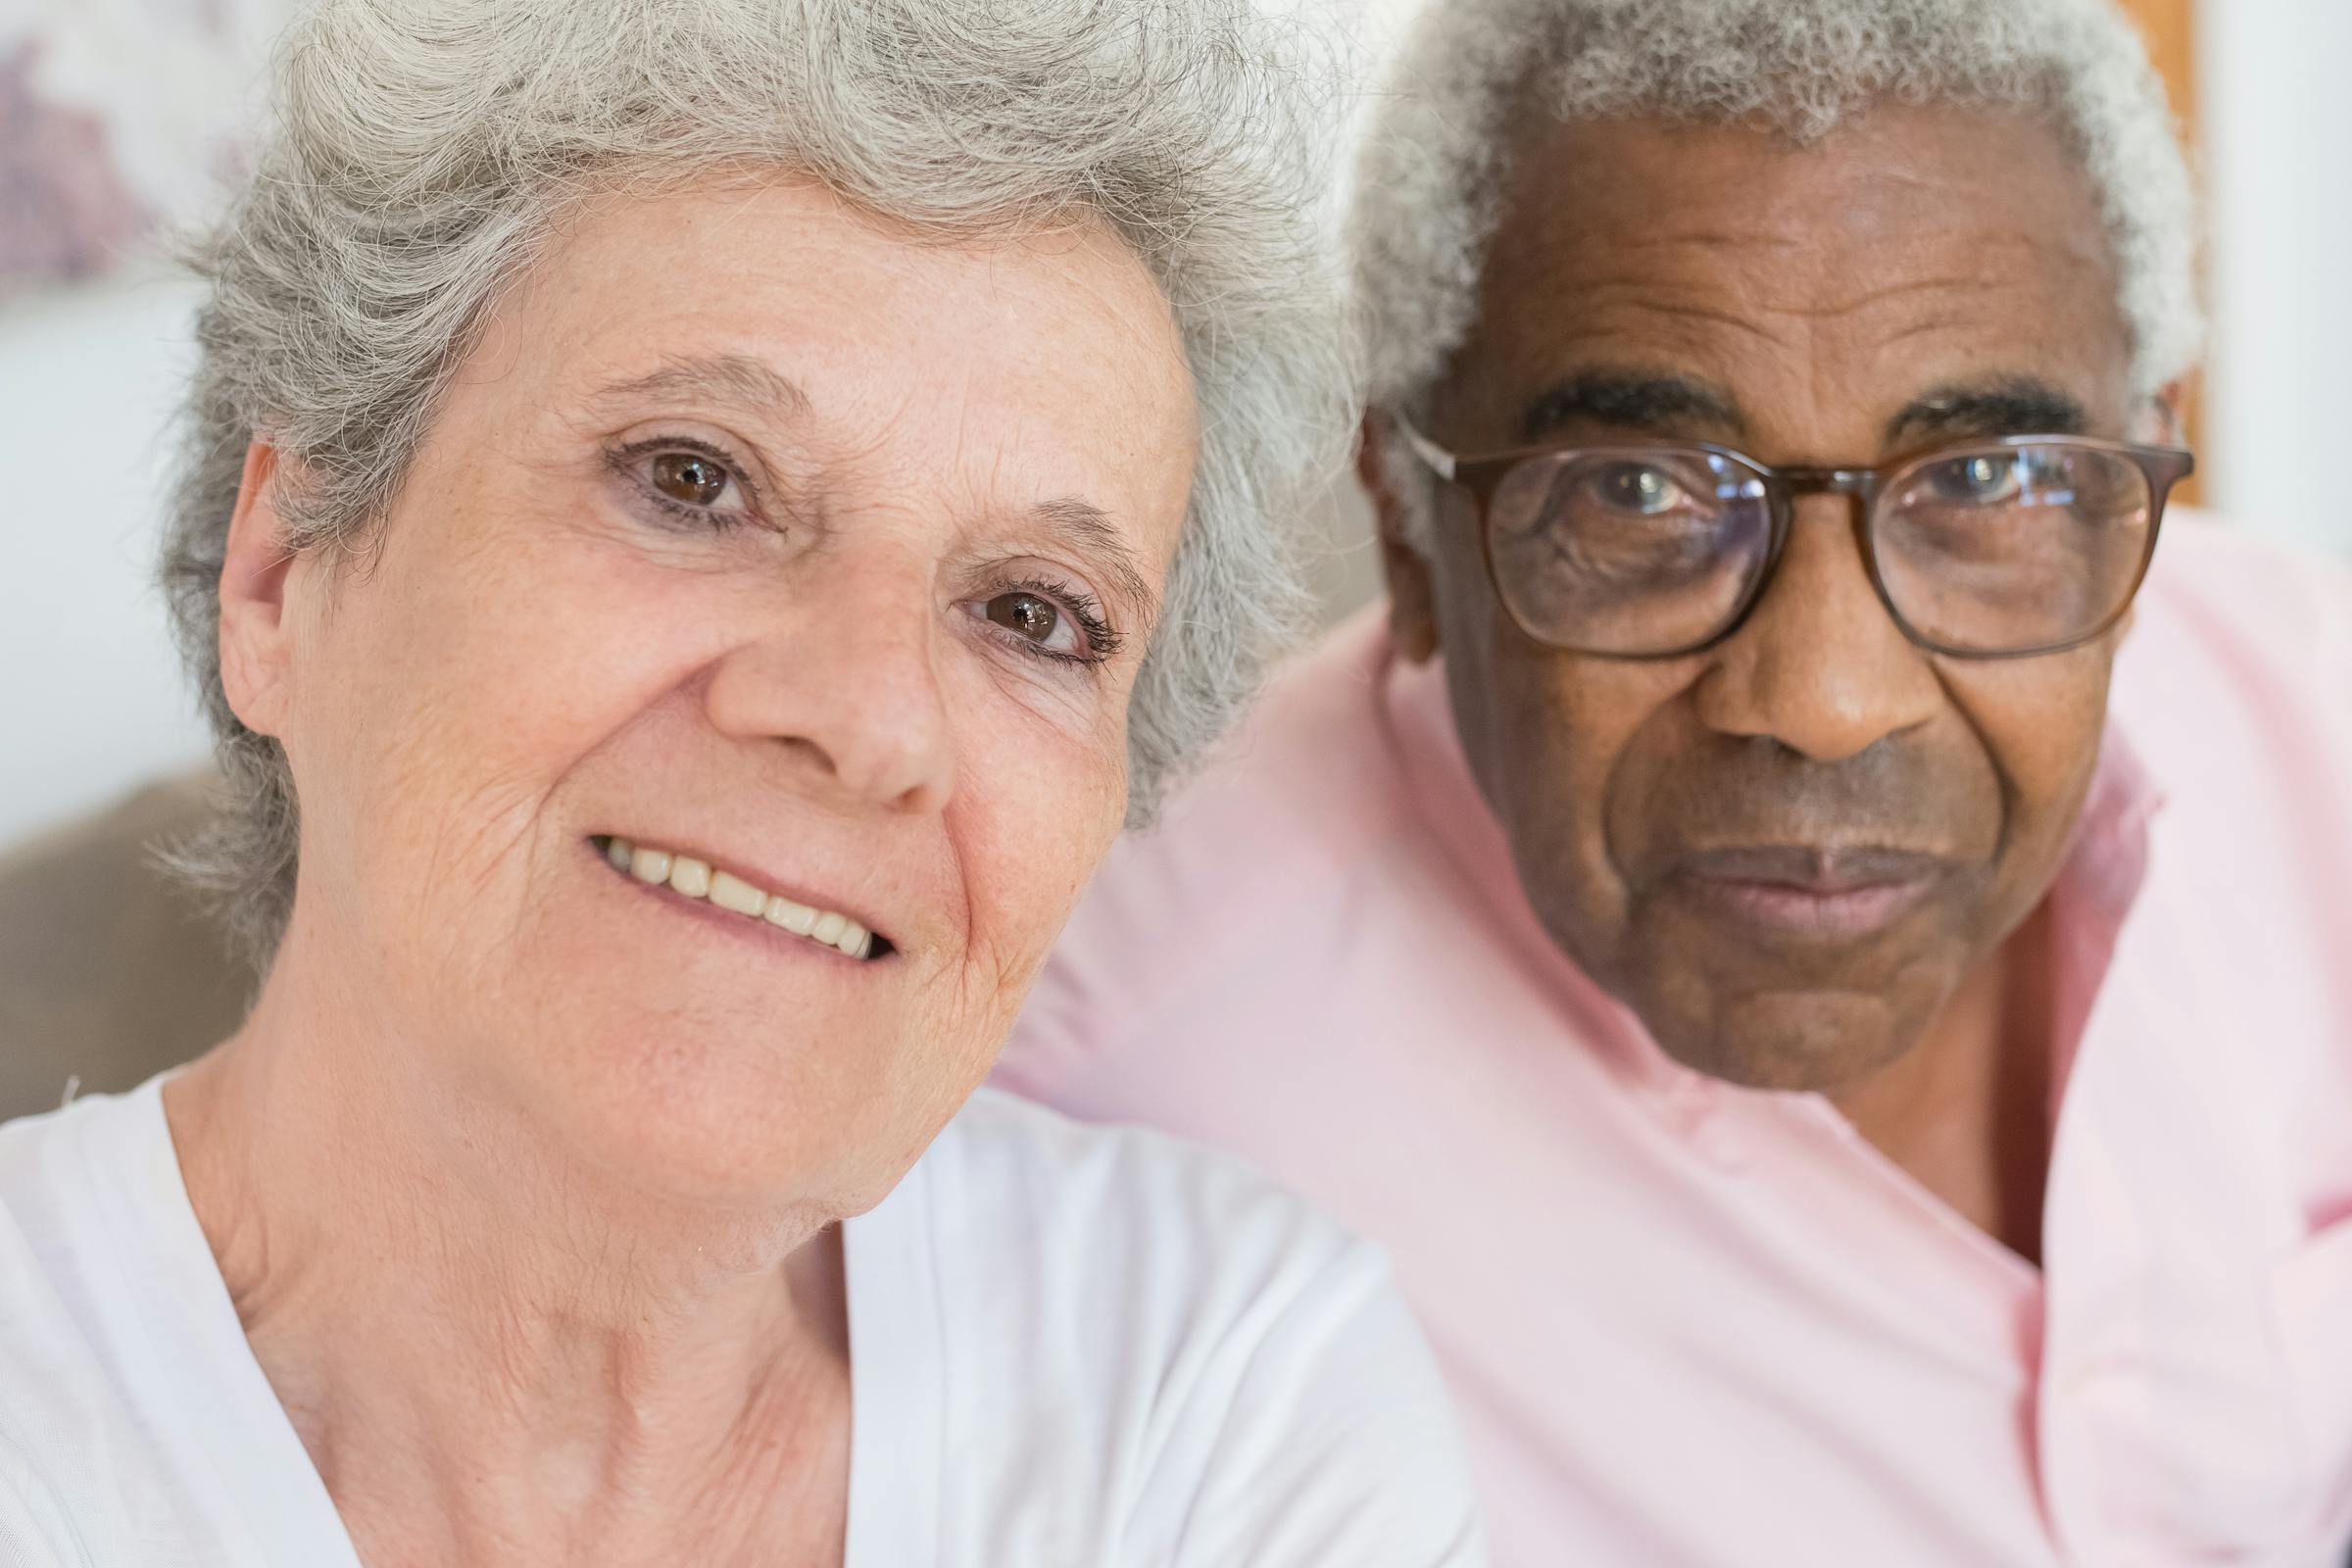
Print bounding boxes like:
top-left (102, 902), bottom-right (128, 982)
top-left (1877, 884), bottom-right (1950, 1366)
top-left (1669, 845), bottom-right (1946, 942)
top-left (592, 835), bottom-right (895, 961)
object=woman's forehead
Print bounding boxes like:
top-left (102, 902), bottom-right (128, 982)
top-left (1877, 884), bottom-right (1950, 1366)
top-left (526, 176), bottom-right (1186, 381)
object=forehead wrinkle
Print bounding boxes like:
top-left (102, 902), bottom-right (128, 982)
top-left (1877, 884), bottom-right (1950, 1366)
top-left (1565, 282), bottom-right (1800, 352)
top-left (1578, 234), bottom-right (2041, 319)
top-left (1863, 305), bottom-right (2038, 359)
top-left (1756, 270), bottom-right (2026, 322)
top-left (1521, 258), bottom-right (2104, 412)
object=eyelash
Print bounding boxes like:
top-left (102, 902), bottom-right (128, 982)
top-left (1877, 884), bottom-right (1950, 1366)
top-left (607, 437), bottom-right (1119, 673)
top-left (992, 572), bottom-right (1121, 671)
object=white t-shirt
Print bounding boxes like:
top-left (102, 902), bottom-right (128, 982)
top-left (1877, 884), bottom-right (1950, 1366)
top-left (0, 1079), bottom-right (1485, 1567)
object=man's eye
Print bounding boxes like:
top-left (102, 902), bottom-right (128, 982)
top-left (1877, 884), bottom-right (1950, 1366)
top-left (1591, 463), bottom-right (1688, 515)
top-left (984, 591), bottom-right (1076, 653)
top-left (1927, 454), bottom-right (2026, 506)
top-left (649, 451), bottom-right (739, 511)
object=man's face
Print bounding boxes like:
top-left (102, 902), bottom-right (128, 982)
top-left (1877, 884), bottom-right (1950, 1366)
top-left (1387, 103), bottom-right (2149, 1092)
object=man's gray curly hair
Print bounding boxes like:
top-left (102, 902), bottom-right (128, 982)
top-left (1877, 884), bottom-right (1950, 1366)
top-left (160, 0), bottom-right (1353, 965)
top-left (1350, 0), bottom-right (2199, 484)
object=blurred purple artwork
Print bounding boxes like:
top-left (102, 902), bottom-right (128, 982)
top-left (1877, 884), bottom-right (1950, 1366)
top-left (0, 0), bottom-right (294, 299)
top-left (0, 42), bottom-right (152, 289)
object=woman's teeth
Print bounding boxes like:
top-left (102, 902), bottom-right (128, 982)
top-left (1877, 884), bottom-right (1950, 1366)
top-left (601, 837), bottom-right (874, 959)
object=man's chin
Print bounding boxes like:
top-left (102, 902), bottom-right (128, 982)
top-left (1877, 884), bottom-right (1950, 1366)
top-left (1650, 987), bottom-right (1919, 1094)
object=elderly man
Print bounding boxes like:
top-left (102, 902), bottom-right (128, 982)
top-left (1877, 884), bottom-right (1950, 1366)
top-left (998, 0), bottom-right (2352, 1562)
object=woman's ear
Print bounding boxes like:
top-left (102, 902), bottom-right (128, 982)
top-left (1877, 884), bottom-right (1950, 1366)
top-left (1355, 413), bottom-right (1441, 664)
top-left (217, 441), bottom-right (304, 739)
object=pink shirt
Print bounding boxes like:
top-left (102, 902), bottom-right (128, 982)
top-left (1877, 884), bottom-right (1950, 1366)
top-left (997, 516), bottom-right (2352, 1567)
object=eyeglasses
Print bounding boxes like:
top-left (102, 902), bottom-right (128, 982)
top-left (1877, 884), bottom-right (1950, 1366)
top-left (1394, 416), bottom-right (2194, 661)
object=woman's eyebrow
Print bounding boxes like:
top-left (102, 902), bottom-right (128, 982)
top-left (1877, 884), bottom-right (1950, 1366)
top-left (1029, 497), bottom-right (1155, 624)
top-left (586, 353), bottom-right (813, 419)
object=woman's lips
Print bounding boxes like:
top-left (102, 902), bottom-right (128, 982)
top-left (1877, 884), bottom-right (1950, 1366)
top-left (1669, 846), bottom-right (1946, 942)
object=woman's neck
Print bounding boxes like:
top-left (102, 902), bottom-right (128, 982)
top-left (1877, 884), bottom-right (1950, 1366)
top-left (164, 937), bottom-right (853, 1566)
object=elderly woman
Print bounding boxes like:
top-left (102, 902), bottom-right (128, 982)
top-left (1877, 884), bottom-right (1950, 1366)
top-left (0, 1), bottom-right (1485, 1563)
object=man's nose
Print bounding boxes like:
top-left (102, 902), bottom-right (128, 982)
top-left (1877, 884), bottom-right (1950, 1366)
top-left (700, 553), bottom-right (956, 816)
top-left (1691, 493), bottom-right (1942, 762)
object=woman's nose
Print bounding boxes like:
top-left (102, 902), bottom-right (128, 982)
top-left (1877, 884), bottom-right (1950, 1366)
top-left (1692, 493), bottom-right (1942, 763)
top-left (700, 556), bottom-right (956, 816)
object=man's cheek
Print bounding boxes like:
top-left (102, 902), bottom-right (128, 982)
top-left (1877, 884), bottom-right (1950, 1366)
top-left (1948, 663), bottom-right (2115, 835)
top-left (1497, 737), bottom-right (1626, 947)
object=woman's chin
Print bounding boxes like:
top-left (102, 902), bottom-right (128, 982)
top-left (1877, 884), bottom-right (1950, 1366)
top-left (395, 906), bottom-right (982, 1214)
top-left (506, 1009), bottom-right (933, 1213)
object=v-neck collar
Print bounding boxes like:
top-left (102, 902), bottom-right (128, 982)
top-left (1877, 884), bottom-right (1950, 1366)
top-left (89, 1079), bottom-right (368, 1567)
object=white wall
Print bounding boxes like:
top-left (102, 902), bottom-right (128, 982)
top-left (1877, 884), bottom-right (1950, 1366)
top-left (0, 271), bottom-right (215, 844)
top-left (2196, 0), bottom-right (2352, 557)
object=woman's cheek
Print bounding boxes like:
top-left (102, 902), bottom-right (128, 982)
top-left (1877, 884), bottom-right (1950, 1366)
top-left (955, 726), bottom-right (1125, 973)
top-left (947, 625), bottom-right (1123, 746)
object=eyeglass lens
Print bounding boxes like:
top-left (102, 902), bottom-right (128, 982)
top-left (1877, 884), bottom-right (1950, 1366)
top-left (1485, 443), bottom-right (2156, 656)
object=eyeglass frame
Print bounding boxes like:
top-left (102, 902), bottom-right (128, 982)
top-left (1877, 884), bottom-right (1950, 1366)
top-left (1390, 413), bottom-right (2196, 662)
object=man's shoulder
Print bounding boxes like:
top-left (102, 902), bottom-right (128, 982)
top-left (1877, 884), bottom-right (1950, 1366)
top-left (2106, 518), bottom-right (2352, 1166)
top-left (2112, 517), bottom-right (2352, 1031)
top-left (2127, 515), bottom-right (2352, 703)
top-left (2116, 516), bottom-right (2351, 773)
top-left (1140, 606), bottom-right (1412, 870)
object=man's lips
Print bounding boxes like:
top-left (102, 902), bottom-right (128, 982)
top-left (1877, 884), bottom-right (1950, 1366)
top-left (1668, 846), bottom-right (1949, 941)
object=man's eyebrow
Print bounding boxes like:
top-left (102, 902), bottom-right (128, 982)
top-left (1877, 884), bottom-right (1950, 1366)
top-left (1886, 378), bottom-right (2091, 446)
top-left (1028, 497), bottom-right (1155, 624)
top-left (1519, 371), bottom-right (1749, 445)
top-left (586, 353), bottom-right (812, 418)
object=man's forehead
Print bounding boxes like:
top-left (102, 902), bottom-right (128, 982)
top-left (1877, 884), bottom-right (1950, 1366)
top-left (1441, 100), bottom-right (2134, 451)
top-left (1496, 99), bottom-right (2108, 245)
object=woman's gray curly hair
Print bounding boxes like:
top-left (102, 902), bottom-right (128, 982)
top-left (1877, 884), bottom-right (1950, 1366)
top-left (161, 0), bottom-right (1353, 965)
top-left (1349, 0), bottom-right (2200, 540)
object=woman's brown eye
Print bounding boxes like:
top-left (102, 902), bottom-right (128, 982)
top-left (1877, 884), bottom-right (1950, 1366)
top-left (987, 592), bottom-right (1060, 643)
top-left (650, 452), bottom-right (730, 508)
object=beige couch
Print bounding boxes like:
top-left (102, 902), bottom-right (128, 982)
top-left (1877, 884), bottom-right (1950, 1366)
top-left (0, 770), bottom-right (248, 1121)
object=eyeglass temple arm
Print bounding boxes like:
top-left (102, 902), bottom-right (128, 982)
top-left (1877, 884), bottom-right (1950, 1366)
top-left (1387, 412), bottom-right (1458, 483)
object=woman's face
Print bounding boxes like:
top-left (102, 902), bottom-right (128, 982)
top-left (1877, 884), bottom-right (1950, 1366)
top-left (221, 175), bottom-right (1199, 1214)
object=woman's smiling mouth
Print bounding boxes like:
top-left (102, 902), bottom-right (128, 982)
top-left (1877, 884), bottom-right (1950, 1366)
top-left (593, 835), bottom-right (893, 961)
